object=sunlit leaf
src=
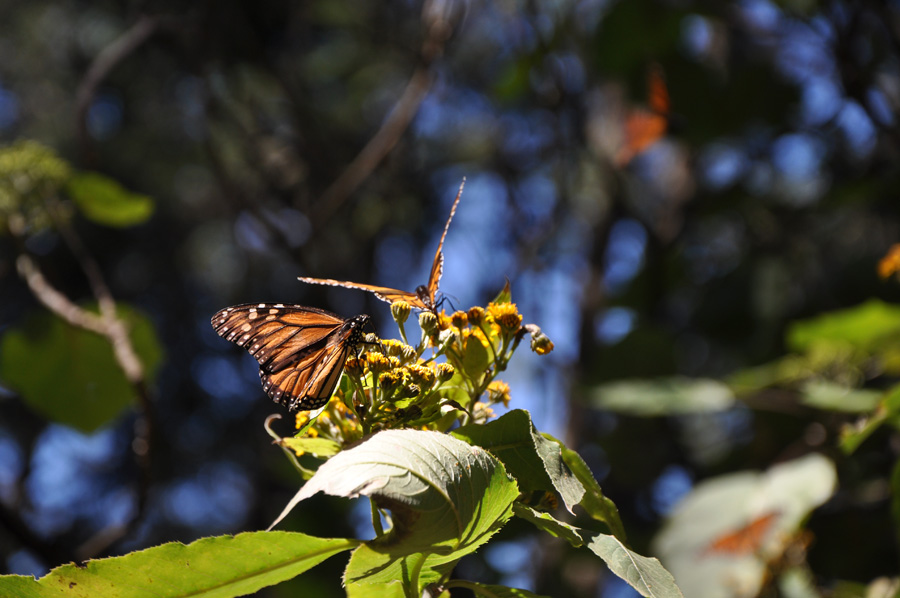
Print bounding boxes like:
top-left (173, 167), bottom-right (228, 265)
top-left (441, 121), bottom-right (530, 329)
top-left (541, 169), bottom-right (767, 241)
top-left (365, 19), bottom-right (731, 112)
top-left (67, 171), bottom-right (154, 227)
top-left (281, 436), bottom-right (342, 458)
top-left (462, 335), bottom-right (489, 380)
top-left (800, 380), bottom-right (881, 413)
top-left (0, 305), bottom-right (163, 432)
top-left (586, 533), bottom-right (683, 598)
top-left (590, 377), bottom-right (734, 416)
top-left (269, 430), bottom-right (519, 593)
top-left (787, 299), bottom-right (900, 353)
top-left (453, 409), bottom-right (585, 513)
top-left (0, 531), bottom-right (357, 598)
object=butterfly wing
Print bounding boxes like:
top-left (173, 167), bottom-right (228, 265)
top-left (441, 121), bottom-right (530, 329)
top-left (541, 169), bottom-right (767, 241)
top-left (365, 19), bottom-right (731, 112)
top-left (297, 277), bottom-right (424, 309)
top-left (211, 303), bottom-right (369, 411)
top-left (421, 178), bottom-right (465, 308)
top-left (617, 66), bottom-right (670, 166)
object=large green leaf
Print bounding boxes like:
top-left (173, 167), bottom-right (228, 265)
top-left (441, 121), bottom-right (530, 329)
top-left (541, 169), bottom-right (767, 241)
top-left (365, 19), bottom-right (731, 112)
top-left (67, 171), bottom-right (154, 227)
top-left (589, 377), bottom-right (734, 416)
top-left (270, 429), bottom-right (518, 593)
top-left (453, 409), bottom-right (584, 513)
top-left (653, 454), bottom-right (837, 598)
top-left (0, 531), bottom-right (357, 598)
top-left (0, 306), bottom-right (163, 432)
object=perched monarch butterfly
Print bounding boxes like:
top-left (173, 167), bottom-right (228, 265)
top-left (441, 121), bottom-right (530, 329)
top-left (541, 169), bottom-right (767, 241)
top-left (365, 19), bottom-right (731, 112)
top-left (211, 303), bottom-right (370, 411)
top-left (298, 179), bottom-right (466, 312)
top-left (616, 64), bottom-right (670, 167)
top-left (703, 511), bottom-right (780, 557)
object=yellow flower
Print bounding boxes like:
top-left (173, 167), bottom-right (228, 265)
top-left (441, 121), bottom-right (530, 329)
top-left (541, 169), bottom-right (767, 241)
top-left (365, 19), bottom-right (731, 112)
top-left (488, 302), bottom-right (522, 333)
top-left (467, 306), bottom-right (485, 326)
top-left (451, 310), bottom-right (469, 329)
top-left (487, 380), bottom-right (511, 407)
top-left (408, 364), bottom-right (436, 389)
top-left (366, 352), bottom-right (392, 375)
top-left (434, 363), bottom-right (455, 382)
top-left (419, 311), bottom-right (439, 335)
top-left (391, 300), bottom-right (411, 324)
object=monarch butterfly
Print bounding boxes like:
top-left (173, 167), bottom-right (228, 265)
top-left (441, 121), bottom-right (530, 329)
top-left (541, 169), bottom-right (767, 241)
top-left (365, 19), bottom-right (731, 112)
top-left (616, 64), bottom-right (670, 166)
top-left (211, 303), bottom-right (370, 411)
top-left (298, 179), bottom-right (466, 312)
top-left (703, 511), bottom-right (780, 557)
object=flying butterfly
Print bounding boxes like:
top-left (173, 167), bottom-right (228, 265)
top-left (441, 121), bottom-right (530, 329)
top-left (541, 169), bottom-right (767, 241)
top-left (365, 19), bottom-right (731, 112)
top-left (211, 303), bottom-right (370, 411)
top-left (298, 179), bottom-right (466, 312)
top-left (616, 64), bottom-right (670, 167)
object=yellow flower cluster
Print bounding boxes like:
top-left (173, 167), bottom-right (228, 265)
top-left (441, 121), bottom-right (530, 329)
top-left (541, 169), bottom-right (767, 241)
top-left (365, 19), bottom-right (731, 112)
top-left (293, 294), bottom-right (553, 437)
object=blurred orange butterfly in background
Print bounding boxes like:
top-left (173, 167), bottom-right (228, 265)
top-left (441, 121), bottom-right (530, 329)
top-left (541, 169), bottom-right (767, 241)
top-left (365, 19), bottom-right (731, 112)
top-left (703, 511), bottom-right (780, 557)
top-left (211, 303), bottom-right (370, 411)
top-left (298, 179), bottom-right (466, 313)
top-left (616, 64), bottom-right (670, 167)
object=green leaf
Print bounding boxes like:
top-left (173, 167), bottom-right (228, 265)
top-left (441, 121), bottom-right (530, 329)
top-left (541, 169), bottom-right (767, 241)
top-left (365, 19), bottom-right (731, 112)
top-left (512, 503), bottom-right (584, 546)
top-left (462, 335), bottom-right (489, 379)
top-left (800, 380), bottom-right (881, 413)
top-left (453, 409), bottom-right (585, 513)
top-left (590, 377), bottom-right (735, 416)
top-left (0, 531), bottom-right (357, 598)
top-left (67, 171), bottom-right (154, 227)
top-left (552, 436), bottom-right (627, 541)
top-left (281, 436), bottom-right (342, 458)
top-left (512, 504), bottom-right (681, 597)
top-left (839, 384), bottom-right (900, 454)
top-left (585, 533), bottom-right (684, 598)
top-left (269, 430), bottom-right (519, 593)
top-left (0, 306), bottom-right (163, 432)
top-left (787, 299), bottom-right (900, 353)
top-left (653, 454), bottom-right (836, 598)
top-left (492, 279), bottom-right (512, 304)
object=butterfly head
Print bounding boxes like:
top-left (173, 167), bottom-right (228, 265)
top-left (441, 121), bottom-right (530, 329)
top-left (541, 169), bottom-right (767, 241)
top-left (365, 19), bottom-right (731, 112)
top-left (347, 314), bottom-right (371, 345)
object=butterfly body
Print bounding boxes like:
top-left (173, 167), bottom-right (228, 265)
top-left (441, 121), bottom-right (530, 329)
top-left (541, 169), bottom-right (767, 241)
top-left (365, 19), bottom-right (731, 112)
top-left (298, 179), bottom-right (465, 312)
top-left (212, 303), bottom-right (369, 411)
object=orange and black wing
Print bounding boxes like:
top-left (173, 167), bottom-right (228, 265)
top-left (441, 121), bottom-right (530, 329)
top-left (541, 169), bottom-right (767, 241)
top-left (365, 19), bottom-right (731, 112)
top-left (298, 179), bottom-right (466, 312)
top-left (419, 178), bottom-right (465, 309)
top-left (211, 303), bottom-right (370, 411)
top-left (294, 277), bottom-right (424, 309)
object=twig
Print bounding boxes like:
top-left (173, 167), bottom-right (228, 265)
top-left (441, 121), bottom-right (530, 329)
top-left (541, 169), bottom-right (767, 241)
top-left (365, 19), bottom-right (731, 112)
top-left (313, 0), bottom-right (458, 222)
top-left (75, 14), bottom-right (162, 164)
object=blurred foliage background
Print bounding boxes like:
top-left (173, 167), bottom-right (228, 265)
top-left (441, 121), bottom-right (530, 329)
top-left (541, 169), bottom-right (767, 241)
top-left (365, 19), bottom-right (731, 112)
top-left (2, 0), bottom-right (900, 596)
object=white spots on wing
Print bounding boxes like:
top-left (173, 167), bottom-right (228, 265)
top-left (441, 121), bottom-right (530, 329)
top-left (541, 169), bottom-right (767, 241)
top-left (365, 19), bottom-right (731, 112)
top-left (269, 308), bottom-right (279, 315)
top-left (241, 323), bottom-right (252, 332)
top-left (248, 311), bottom-right (258, 320)
top-left (266, 315), bottom-right (276, 321)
